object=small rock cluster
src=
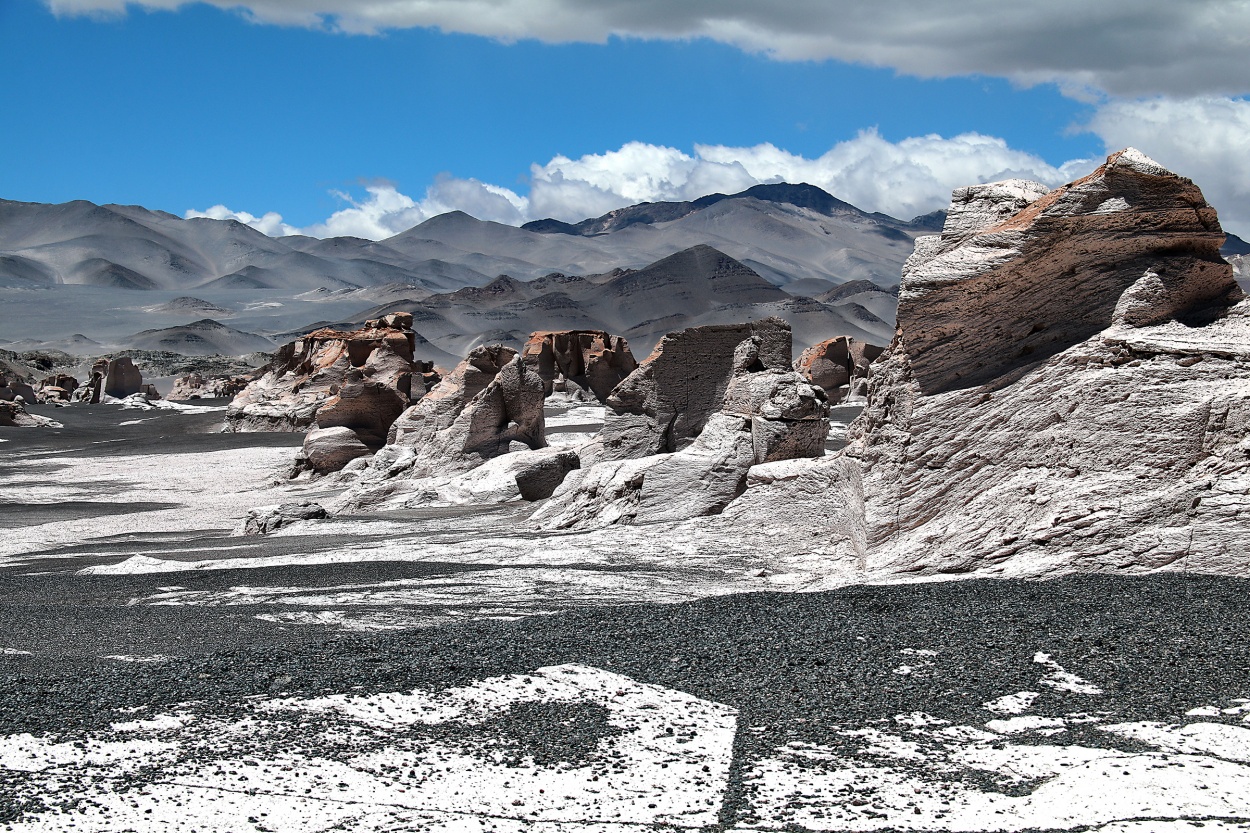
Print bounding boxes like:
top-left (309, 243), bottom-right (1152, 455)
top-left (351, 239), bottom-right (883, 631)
top-left (520, 330), bottom-right (637, 402)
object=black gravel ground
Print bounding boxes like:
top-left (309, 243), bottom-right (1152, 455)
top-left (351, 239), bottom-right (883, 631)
top-left (3, 405), bottom-right (1249, 830)
top-left (1, 569), bottom-right (1248, 829)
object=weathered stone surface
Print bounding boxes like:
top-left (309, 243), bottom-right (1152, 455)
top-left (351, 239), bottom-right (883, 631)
top-left (0, 397), bottom-right (62, 428)
top-left (514, 449), bottom-right (581, 501)
top-left (243, 501), bottom-right (328, 535)
top-left (794, 336), bottom-right (885, 403)
top-left (0, 377), bottom-right (36, 403)
top-left (534, 338), bottom-right (827, 530)
top-left (103, 357), bottom-right (143, 399)
top-left (387, 346), bottom-right (545, 465)
top-left (316, 373), bottom-right (409, 448)
top-left (898, 148), bottom-right (1241, 393)
top-left (167, 373), bottom-right (250, 400)
top-left (73, 359), bottom-right (109, 404)
top-left (302, 426), bottom-right (373, 475)
top-left (225, 316), bottom-right (423, 433)
top-left (340, 345), bottom-right (548, 509)
top-left (521, 330), bottom-right (637, 402)
top-left (838, 149), bottom-right (1250, 579)
top-left (587, 318), bottom-right (792, 463)
top-left (40, 374), bottom-right (79, 399)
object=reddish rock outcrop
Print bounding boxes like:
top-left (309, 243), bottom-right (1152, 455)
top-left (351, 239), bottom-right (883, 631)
top-left (897, 148), bottom-right (1241, 393)
top-left (40, 374), bottom-right (79, 400)
top-left (521, 330), bottom-right (637, 402)
top-left (225, 313), bottom-right (429, 437)
top-left (794, 336), bottom-right (885, 403)
top-left (841, 148), bottom-right (1250, 576)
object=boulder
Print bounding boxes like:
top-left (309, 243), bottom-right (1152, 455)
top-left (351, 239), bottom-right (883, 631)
top-left (225, 316), bottom-right (424, 433)
top-left (243, 501), bottom-right (328, 535)
top-left (40, 374), bottom-right (78, 398)
top-left (0, 398), bottom-right (62, 428)
top-left (521, 330), bottom-right (637, 402)
top-left (794, 336), bottom-right (885, 403)
top-left (302, 426), bottom-right (373, 475)
top-left (514, 449), bottom-right (581, 501)
top-left (0, 378), bottom-right (36, 403)
top-left (840, 149), bottom-right (1250, 578)
top-left (103, 357), bottom-right (143, 399)
top-left (587, 317), bottom-right (792, 463)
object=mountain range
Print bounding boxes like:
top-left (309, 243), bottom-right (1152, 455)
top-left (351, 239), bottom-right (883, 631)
top-left (1, 182), bottom-right (1245, 365)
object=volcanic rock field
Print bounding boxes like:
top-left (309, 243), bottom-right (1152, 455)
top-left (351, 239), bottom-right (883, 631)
top-left (2, 151), bottom-right (1249, 832)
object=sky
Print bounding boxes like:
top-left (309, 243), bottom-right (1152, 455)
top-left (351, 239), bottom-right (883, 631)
top-left (2, 0), bottom-right (1249, 238)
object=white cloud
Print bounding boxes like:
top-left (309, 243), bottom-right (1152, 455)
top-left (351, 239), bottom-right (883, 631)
top-left (184, 204), bottom-right (300, 237)
top-left (45, 0), bottom-right (1250, 98)
top-left (187, 104), bottom-right (1250, 242)
top-left (1085, 96), bottom-right (1250, 238)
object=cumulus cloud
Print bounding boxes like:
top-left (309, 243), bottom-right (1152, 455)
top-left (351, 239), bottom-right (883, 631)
top-left (45, 0), bottom-right (1250, 98)
top-left (184, 204), bottom-right (300, 237)
top-left (1086, 96), bottom-right (1250, 237)
top-left (186, 131), bottom-right (1108, 241)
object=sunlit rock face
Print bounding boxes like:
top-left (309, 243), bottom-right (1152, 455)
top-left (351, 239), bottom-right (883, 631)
top-left (585, 317), bottom-right (792, 465)
top-left (897, 149), bottom-right (1239, 394)
top-left (793, 335), bottom-right (884, 404)
top-left (846, 148), bottom-right (1250, 579)
top-left (533, 323), bottom-right (830, 530)
top-left (224, 313), bottom-right (429, 435)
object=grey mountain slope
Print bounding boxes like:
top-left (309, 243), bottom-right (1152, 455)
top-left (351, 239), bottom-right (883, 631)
top-left (144, 296), bottom-right (236, 316)
top-left (332, 245), bottom-right (894, 357)
top-left (122, 318), bottom-right (275, 356)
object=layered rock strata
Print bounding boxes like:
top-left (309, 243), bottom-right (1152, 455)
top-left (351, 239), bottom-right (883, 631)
top-left (520, 330), bottom-right (637, 402)
top-left (226, 314), bottom-right (430, 448)
top-left (897, 149), bottom-right (1239, 394)
top-left (584, 318), bottom-right (792, 464)
top-left (794, 336), bottom-right (885, 403)
top-left (843, 148), bottom-right (1250, 577)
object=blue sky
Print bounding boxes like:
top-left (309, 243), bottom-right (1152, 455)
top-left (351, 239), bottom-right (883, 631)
top-left (2, 0), bottom-right (1248, 236)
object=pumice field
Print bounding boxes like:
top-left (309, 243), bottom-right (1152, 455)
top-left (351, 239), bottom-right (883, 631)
top-left (4, 148), bottom-right (1250, 831)
top-left (5, 2), bottom-right (1250, 829)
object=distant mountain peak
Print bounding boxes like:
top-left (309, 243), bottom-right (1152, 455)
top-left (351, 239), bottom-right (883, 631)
top-left (521, 182), bottom-right (893, 238)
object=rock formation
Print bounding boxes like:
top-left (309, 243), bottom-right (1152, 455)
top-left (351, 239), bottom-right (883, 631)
top-left (38, 374), bottom-right (78, 403)
top-left (243, 501), bottom-right (328, 535)
top-left (840, 148), bottom-right (1250, 577)
top-left (896, 150), bottom-right (1239, 393)
top-left (794, 336), bottom-right (885, 403)
top-left (339, 344), bottom-right (549, 507)
top-left (103, 357), bottom-right (143, 399)
top-left (225, 313), bottom-right (431, 444)
top-left (0, 376), bottom-right (36, 403)
top-left (533, 326), bottom-right (829, 529)
top-left (584, 318), bottom-right (792, 464)
top-left (521, 330), bottom-right (637, 402)
top-left (167, 372), bottom-right (250, 400)
top-left (0, 397), bottom-right (61, 428)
